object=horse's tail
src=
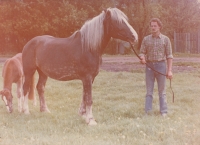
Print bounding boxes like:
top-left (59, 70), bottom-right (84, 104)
top-left (28, 73), bottom-right (35, 100)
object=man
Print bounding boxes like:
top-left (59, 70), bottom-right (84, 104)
top-left (139, 18), bottom-right (173, 116)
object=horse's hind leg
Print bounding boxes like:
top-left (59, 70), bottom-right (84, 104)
top-left (36, 69), bottom-right (50, 113)
top-left (29, 74), bottom-right (37, 106)
top-left (80, 77), bottom-right (97, 125)
top-left (23, 73), bottom-right (34, 114)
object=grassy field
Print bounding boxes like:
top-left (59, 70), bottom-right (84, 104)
top-left (0, 58), bottom-right (200, 145)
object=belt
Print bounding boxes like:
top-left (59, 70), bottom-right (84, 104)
top-left (146, 60), bottom-right (165, 63)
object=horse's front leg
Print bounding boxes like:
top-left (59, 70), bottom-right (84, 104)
top-left (80, 77), bottom-right (97, 125)
top-left (17, 78), bottom-right (24, 113)
top-left (79, 98), bottom-right (86, 118)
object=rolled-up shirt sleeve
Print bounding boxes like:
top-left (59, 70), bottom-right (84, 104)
top-left (165, 37), bottom-right (173, 59)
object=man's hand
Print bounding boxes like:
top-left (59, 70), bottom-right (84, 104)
top-left (140, 56), bottom-right (146, 64)
top-left (167, 70), bottom-right (173, 79)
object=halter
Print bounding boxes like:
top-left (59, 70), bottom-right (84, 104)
top-left (130, 44), bottom-right (175, 103)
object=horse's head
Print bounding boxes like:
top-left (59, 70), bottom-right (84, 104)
top-left (103, 8), bottom-right (138, 45)
top-left (0, 89), bottom-right (13, 113)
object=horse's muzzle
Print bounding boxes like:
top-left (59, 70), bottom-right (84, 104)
top-left (2, 96), bottom-right (13, 113)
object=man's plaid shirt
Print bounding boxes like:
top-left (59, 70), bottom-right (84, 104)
top-left (139, 33), bottom-right (173, 62)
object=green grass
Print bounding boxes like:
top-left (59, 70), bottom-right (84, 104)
top-left (0, 64), bottom-right (200, 145)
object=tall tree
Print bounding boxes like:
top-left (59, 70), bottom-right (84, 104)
top-left (116, 0), bottom-right (163, 49)
top-left (0, 0), bottom-right (88, 52)
top-left (161, 0), bottom-right (200, 34)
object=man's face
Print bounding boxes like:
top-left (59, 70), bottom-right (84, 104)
top-left (150, 22), bottom-right (160, 34)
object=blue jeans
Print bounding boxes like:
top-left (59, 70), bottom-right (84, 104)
top-left (145, 61), bottom-right (167, 114)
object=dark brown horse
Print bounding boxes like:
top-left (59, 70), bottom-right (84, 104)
top-left (0, 53), bottom-right (36, 113)
top-left (22, 8), bottom-right (138, 125)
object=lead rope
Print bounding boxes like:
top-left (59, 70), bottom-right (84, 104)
top-left (130, 44), bottom-right (174, 103)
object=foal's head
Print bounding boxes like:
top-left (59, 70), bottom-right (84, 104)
top-left (0, 89), bottom-right (13, 113)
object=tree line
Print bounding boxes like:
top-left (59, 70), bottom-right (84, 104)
top-left (1, 0), bottom-right (200, 54)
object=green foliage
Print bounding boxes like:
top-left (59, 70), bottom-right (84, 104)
top-left (1, 0), bottom-right (200, 54)
top-left (0, 1), bottom-right (88, 52)
top-left (160, 0), bottom-right (200, 39)
top-left (122, 1), bottom-right (164, 49)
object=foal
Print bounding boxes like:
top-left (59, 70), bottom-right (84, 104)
top-left (0, 53), bottom-right (36, 113)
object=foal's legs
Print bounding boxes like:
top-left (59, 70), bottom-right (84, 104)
top-left (17, 78), bottom-right (24, 113)
top-left (36, 69), bottom-right (50, 113)
top-left (79, 77), bottom-right (97, 125)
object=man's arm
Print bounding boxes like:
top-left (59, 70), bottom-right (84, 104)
top-left (139, 38), bottom-right (147, 64)
top-left (167, 58), bottom-right (173, 79)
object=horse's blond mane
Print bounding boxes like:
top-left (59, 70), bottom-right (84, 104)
top-left (80, 8), bottom-right (129, 51)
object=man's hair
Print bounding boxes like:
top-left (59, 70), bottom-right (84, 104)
top-left (149, 18), bottom-right (163, 29)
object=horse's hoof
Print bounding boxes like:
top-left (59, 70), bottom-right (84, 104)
top-left (40, 108), bottom-right (51, 113)
top-left (87, 118), bottom-right (97, 126)
top-left (6, 107), bottom-right (10, 113)
top-left (8, 110), bottom-right (13, 113)
top-left (45, 109), bottom-right (51, 113)
top-left (18, 109), bottom-right (22, 113)
top-left (33, 102), bottom-right (37, 106)
top-left (23, 110), bottom-right (30, 115)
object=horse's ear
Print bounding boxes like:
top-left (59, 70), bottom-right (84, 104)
top-left (104, 9), bottom-right (111, 20)
top-left (103, 7), bottom-right (111, 14)
top-left (103, 9), bottom-right (111, 35)
top-left (74, 31), bottom-right (81, 38)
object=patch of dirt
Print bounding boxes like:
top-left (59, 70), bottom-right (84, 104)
top-left (100, 55), bottom-right (200, 73)
top-left (0, 55), bottom-right (199, 73)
